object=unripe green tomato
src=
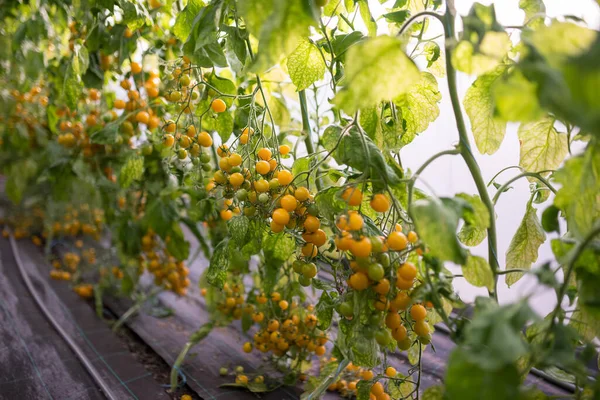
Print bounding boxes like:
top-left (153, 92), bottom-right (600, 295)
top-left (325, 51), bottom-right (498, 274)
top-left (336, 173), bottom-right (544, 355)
top-left (398, 337), bottom-right (412, 351)
top-left (367, 263), bottom-right (385, 281)
top-left (202, 163), bottom-right (212, 172)
top-left (242, 180), bottom-right (251, 190)
top-left (339, 302), bottom-right (354, 318)
top-left (307, 203), bottom-right (319, 216)
top-left (178, 149), bottom-right (188, 159)
top-left (179, 74), bottom-right (191, 86)
top-left (235, 366), bottom-right (244, 374)
top-left (236, 189), bottom-right (248, 201)
top-left (269, 179), bottom-right (280, 190)
top-left (219, 367), bottom-right (228, 376)
top-left (379, 253), bottom-right (390, 268)
top-left (419, 333), bottom-right (432, 345)
top-left (191, 157), bottom-right (200, 165)
top-left (191, 91), bottom-right (199, 100)
top-left (375, 329), bottom-right (392, 346)
top-left (230, 166), bottom-right (241, 173)
top-left (298, 275), bottom-right (312, 287)
top-left (142, 144), bottom-right (153, 156)
top-left (370, 236), bottom-right (384, 252)
top-left (292, 260), bottom-right (305, 273)
top-left (302, 262), bottom-right (318, 279)
top-left (244, 206), bottom-right (256, 216)
top-left (200, 153), bottom-right (211, 163)
top-left (115, 135), bottom-right (123, 145)
top-left (315, 0), bottom-right (329, 7)
top-left (368, 313), bottom-right (382, 326)
top-left (258, 193), bottom-right (269, 203)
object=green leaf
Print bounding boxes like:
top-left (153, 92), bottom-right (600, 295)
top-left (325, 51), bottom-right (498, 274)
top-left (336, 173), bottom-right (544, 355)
top-left (287, 39), bottom-right (326, 91)
top-left (292, 156), bottom-right (312, 177)
top-left (120, 0), bottom-right (152, 30)
top-left (334, 35), bottom-right (420, 113)
top-left (492, 70), bottom-right (545, 122)
top-left (207, 239), bottom-right (230, 288)
top-left (505, 200), bottom-right (546, 286)
top-left (463, 255), bottom-right (494, 291)
top-left (63, 55), bottom-right (84, 109)
top-left (316, 291), bottom-right (334, 330)
top-left (207, 74), bottom-right (236, 107)
top-left (90, 123), bottom-right (119, 144)
top-left (464, 66), bottom-right (507, 155)
top-left (395, 72), bottom-right (442, 146)
top-left (315, 187), bottom-right (346, 223)
top-left (553, 142), bottom-right (600, 239)
top-left (262, 232), bottom-right (295, 264)
top-left (166, 224), bottom-right (190, 261)
top-left (251, 0), bottom-right (317, 72)
top-left (446, 348), bottom-right (521, 400)
top-left (569, 302), bottom-right (600, 341)
top-left (173, 0), bottom-right (205, 41)
top-left (350, 335), bottom-right (378, 368)
top-left (357, 0), bottom-right (377, 37)
top-left (388, 373), bottom-right (414, 399)
top-left (518, 118), bottom-right (568, 179)
top-left (457, 193), bottom-right (490, 246)
top-left (202, 111), bottom-right (233, 142)
top-left (145, 197), bottom-right (179, 238)
top-left (519, 0), bottom-right (546, 27)
top-left (336, 127), bottom-right (400, 185)
top-left (356, 380), bottom-right (373, 400)
top-left (383, 10), bottom-right (410, 24)
top-left (227, 215), bottom-right (249, 246)
top-left (301, 359), bottom-right (349, 400)
top-left (422, 385), bottom-right (445, 399)
top-left (118, 155), bottom-right (144, 188)
top-left (411, 197), bottom-right (467, 265)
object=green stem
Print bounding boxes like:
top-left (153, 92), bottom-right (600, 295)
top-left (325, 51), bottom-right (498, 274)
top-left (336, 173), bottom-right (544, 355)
top-left (398, 11), bottom-right (444, 36)
top-left (408, 147), bottom-right (460, 206)
top-left (444, 2), bottom-right (499, 301)
top-left (170, 341), bottom-right (193, 391)
top-left (492, 172), bottom-right (557, 205)
top-left (299, 90), bottom-right (323, 190)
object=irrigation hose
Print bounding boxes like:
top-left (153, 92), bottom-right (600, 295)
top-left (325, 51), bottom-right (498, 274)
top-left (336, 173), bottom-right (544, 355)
top-left (9, 235), bottom-right (119, 400)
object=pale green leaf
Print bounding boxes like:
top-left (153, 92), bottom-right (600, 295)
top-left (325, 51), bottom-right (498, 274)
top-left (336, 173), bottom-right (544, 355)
top-left (173, 0), bottom-right (205, 41)
top-left (357, 0), bottom-right (377, 37)
top-left (527, 22), bottom-right (596, 68)
top-left (251, 0), bottom-right (316, 72)
top-left (287, 40), bottom-right (326, 91)
top-left (505, 201), bottom-right (546, 286)
top-left (118, 155), bottom-right (144, 188)
top-left (492, 70), bottom-right (544, 122)
top-left (463, 255), bottom-right (494, 291)
top-left (569, 302), bottom-right (600, 341)
top-left (457, 193), bottom-right (490, 247)
top-left (452, 32), bottom-right (511, 76)
top-left (227, 215), bottom-right (249, 245)
top-left (334, 35), bottom-right (420, 113)
top-left (519, 0), bottom-right (546, 27)
top-left (464, 66), bottom-right (507, 155)
top-left (207, 238), bottom-right (230, 288)
top-left (518, 118), bottom-right (568, 179)
top-left (396, 72), bottom-right (442, 145)
top-left (412, 197), bottom-right (467, 265)
top-left (422, 385), bottom-right (445, 400)
top-left (553, 142), bottom-right (600, 239)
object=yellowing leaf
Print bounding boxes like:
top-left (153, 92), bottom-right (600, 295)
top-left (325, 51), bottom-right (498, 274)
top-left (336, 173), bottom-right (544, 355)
top-left (286, 40), bottom-right (326, 91)
top-left (505, 201), bottom-right (546, 286)
top-left (118, 155), bottom-right (144, 188)
top-left (334, 35), bottom-right (420, 113)
top-left (518, 118), bottom-right (568, 179)
top-left (452, 31), bottom-right (510, 76)
top-left (527, 22), bottom-right (597, 68)
top-left (464, 66), bottom-right (507, 155)
top-left (492, 70), bottom-right (544, 122)
top-left (396, 72), bottom-right (442, 145)
top-left (463, 255), bottom-right (494, 291)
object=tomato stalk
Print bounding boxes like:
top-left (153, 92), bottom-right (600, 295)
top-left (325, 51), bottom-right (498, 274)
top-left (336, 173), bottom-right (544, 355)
top-left (299, 89), bottom-right (323, 191)
top-left (443, 0), bottom-right (500, 301)
top-left (170, 322), bottom-right (214, 391)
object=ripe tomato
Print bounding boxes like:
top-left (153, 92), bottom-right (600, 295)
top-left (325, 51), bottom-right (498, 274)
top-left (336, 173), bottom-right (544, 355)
top-left (211, 98), bottom-right (227, 113)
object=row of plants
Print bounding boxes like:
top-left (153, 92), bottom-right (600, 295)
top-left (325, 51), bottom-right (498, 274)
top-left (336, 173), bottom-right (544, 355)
top-left (1, 0), bottom-right (599, 398)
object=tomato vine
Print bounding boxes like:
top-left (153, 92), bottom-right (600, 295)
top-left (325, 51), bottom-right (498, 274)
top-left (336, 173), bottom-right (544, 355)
top-left (0, 0), bottom-right (599, 399)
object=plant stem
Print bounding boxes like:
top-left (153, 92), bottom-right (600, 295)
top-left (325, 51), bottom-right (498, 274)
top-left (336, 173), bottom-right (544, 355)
top-left (299, 89), bottom-right (323, 190)
top-left (443, 1), bottom-right (499, 301)
top-left (408, 147), bottom-right (460, 206)
top-left (398, 11), bottom-right (444, 36)
top-left (492, 172), bottom-right (558, 205)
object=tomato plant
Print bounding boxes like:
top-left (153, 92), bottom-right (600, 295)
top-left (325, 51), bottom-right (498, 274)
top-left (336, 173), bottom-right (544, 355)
top-left (1, 0), bottom-right (599, 399)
